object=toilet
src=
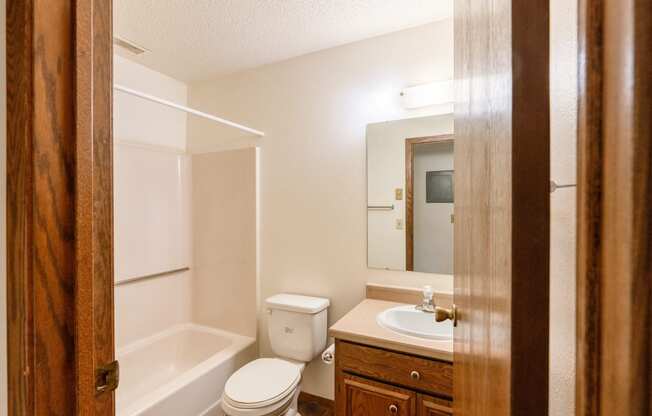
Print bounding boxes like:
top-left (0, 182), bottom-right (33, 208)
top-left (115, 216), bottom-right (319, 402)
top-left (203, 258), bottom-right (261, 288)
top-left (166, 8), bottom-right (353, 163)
top-left (221, 293), bottom-right (330, 416)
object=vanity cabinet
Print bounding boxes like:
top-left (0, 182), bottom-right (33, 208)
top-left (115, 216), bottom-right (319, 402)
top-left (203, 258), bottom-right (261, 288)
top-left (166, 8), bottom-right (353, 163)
top-left (335, 340), bottom-right (453, 416)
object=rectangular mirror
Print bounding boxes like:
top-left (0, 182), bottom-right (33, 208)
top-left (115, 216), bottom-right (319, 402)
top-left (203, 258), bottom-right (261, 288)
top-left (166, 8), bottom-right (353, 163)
top-left (366, 115), bottom-right (454, 274)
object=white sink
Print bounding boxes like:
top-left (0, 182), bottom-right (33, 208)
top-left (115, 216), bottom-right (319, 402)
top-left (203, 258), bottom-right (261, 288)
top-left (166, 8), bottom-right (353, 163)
top-left (377, 305), bottom-right (453, 340)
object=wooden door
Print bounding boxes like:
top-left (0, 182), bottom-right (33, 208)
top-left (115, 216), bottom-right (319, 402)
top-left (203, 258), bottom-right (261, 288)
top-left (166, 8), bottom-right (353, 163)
top-left (453, 1), bottom-right (550, 416)
top-left (6, 0), bottom-right (115, 414)
top-left (417, 394), bottom-right (453, 416)
top-left (341, 374), bottom-right (416, 416)
top-left (576, 0), bottom-right (652, 415)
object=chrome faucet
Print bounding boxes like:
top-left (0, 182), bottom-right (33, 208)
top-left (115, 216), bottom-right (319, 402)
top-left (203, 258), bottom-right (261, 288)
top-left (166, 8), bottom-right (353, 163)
top-left (415, 285), bottom-right (435, 313)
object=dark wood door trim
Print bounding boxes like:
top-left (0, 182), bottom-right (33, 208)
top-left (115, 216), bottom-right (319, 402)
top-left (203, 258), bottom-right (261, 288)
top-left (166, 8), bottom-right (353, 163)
top-left (6, 1), bottom-right (37, 412)
top-left (576, 1), bottom-right (604, 414)
top-left (6, 1), bottom-right (115, 414)
top-left (404, 135), bottom-right (454, 272)
top-left (74, 0), bottom-right (115, 414)
top-left (510, 2), bottom-right (551, 414)
top-left (577, 1), bottom-right (652, 415)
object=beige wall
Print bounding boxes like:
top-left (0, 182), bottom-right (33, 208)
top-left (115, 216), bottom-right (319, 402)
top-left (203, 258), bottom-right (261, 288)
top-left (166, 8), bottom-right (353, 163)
top-left (550, 0), bottom-right (577, 414)
top-left (188, 21), bottom-right (454, 398)
top-left (191, 148), bottom-right (258, 338)
top-left (0, 0), bottom-right (6, 413)
top-left (113, 55), bottom-right (193, 348)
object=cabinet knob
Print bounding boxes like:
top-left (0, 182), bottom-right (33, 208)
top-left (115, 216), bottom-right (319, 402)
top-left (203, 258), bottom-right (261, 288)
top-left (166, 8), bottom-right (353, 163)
top-left (389, 404), bottom-right (398, 414)
top-left (410, 370), bottom-right (421, 381)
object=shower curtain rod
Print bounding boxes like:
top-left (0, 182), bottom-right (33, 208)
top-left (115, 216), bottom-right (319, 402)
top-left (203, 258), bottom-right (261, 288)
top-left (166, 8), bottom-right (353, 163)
top-left (114, 84), bottom-right (265, 137)
top-left (550, 180), bottom-right (577, 193)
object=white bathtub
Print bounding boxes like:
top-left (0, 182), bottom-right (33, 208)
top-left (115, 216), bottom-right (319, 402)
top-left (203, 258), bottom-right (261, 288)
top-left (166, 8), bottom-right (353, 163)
top-left (117, 324), bottom-right (256, 416)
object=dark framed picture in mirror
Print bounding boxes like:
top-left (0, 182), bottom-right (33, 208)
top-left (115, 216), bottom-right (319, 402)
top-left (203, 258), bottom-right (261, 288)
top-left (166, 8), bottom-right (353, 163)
top-left (426, 170), bottom-right (454, 203)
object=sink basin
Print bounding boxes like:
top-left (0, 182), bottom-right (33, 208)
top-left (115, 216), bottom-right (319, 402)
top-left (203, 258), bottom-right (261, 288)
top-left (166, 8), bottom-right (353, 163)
top-left (377, 305), bottom-right (453, 340)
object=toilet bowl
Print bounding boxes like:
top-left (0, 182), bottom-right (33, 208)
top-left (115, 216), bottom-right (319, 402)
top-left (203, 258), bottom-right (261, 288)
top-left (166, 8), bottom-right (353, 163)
top-left (221, 294), bottom-right (329, 416)
top-left (222, 358), bottom-right (305, 416)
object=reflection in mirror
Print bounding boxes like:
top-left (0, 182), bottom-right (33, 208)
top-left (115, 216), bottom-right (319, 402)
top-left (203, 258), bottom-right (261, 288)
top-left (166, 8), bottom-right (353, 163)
top-left (366, 115), bottom-right (454, 274)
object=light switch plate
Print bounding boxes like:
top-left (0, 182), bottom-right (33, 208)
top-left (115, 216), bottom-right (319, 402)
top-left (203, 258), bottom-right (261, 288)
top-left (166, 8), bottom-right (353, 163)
top-left (395, 218), bottom-right (404, 230)
top-left (395, 188), bottom-right (403, 200)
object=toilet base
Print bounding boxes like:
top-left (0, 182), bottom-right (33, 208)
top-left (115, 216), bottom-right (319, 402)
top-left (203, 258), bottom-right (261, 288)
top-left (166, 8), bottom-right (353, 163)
top-left (285, 385), bottom-right (301, 416)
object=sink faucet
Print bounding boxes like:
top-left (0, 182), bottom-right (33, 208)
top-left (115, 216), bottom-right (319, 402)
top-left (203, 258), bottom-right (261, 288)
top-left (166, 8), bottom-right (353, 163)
top-left (415, 285), bottom-right (435, 313)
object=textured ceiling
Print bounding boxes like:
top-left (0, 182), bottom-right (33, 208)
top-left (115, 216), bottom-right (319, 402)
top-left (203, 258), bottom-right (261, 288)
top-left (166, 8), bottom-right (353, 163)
top-left (114, 0), bottom-right (453, 82)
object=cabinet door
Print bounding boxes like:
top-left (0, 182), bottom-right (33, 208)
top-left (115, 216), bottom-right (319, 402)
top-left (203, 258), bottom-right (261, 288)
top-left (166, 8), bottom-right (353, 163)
top-left (418, 394), bottom-right (453, 416)
top-left (342, 374), bottom-right (416, 416)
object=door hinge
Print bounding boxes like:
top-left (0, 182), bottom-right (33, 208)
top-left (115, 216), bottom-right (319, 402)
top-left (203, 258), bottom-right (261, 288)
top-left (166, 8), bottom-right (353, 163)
top-left (95, 360), bottom-right (119, 395)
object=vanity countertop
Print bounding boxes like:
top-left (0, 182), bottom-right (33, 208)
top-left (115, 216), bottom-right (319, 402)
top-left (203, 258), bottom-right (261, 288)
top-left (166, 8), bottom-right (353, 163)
top-left (329, 299), bottom-right (453, 362)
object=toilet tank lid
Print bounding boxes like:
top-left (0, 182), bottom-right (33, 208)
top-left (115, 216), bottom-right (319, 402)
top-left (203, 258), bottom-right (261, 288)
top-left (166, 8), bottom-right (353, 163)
top-left (265, 293), bottom-right (330, 314)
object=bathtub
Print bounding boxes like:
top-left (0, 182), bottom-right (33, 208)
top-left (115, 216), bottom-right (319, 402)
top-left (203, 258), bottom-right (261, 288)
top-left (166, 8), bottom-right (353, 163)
top-left (117, 324), bottom-right (257, 416)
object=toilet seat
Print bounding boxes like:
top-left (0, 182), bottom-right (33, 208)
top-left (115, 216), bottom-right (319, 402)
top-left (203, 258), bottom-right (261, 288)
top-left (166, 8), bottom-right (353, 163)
top-left (222, 358), bottom-right (302, 416)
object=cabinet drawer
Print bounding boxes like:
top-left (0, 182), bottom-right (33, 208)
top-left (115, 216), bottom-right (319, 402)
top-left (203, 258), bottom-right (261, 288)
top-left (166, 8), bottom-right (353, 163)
top-left (341, 374), bottom-right (416, 416)
top-left (337, 341), bottom-right (453, 397)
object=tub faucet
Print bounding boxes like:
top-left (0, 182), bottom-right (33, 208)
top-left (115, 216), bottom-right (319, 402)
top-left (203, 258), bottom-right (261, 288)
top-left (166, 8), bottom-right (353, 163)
top-left (416, 285), bottom-right (435, 313)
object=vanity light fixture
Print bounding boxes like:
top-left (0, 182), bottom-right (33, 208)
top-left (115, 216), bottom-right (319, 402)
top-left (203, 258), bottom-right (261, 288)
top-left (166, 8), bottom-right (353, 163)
top-left (400, 80), bottom-right (454, 110)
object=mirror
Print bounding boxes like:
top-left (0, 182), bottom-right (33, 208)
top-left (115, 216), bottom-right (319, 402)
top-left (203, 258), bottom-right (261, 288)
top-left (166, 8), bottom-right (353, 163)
top-left (366, 115), bottom-right (454, 274)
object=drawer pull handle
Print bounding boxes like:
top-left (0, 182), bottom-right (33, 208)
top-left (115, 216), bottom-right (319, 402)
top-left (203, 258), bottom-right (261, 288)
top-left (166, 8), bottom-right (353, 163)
top-left (389, 404), bottom-right (398, 414)
top-left (410, 370), bottom-right (421, 381)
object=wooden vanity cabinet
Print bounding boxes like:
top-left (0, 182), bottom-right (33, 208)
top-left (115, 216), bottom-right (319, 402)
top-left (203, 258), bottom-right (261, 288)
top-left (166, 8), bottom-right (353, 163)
top-left (335, 340), bottom-right (453, 416)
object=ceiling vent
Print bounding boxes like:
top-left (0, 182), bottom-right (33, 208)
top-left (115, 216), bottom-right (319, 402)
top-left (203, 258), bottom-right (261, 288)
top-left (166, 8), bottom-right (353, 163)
top-left (113, 36), bottom-right (149, 55)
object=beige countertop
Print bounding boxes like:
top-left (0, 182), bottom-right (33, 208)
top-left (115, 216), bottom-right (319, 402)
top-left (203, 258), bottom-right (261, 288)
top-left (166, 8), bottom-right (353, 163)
top-left (329, 299), bottom-right (453, 362)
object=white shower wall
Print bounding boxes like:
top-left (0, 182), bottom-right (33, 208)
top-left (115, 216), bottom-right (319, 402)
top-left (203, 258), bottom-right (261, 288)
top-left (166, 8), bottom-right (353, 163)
top-left (114, 144), bottom-right (191, 284)
top-left (113, 55), bottom-right (193, 348)
top-left (114, 55), bottom-right (187, 151)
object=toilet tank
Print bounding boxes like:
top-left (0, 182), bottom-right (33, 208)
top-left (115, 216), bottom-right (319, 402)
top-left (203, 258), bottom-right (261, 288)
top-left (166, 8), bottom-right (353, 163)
top-left (266, 294), bottom-right (330, 362)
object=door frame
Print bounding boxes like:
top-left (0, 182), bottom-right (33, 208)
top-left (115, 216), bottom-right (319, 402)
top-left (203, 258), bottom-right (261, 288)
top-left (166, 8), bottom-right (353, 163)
top-left (404, 135), bottom-right (454, 272)
top-left (6, 1), bottom-right (115, 414)
top-left (576, 0), bottom-right (652, 414)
